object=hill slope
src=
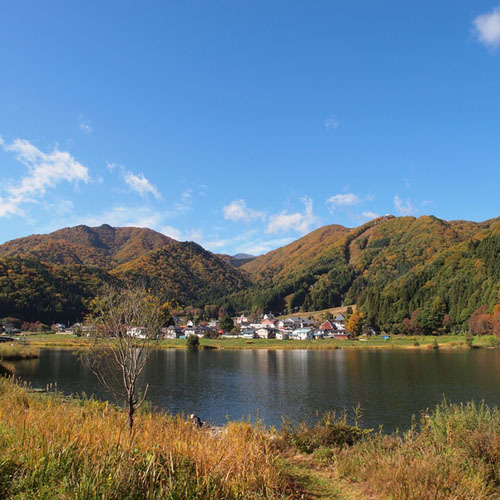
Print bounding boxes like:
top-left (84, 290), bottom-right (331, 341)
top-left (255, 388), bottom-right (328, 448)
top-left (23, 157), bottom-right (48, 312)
top-left (224, 215), bottom-right (500, 332)
top-left (0, 224), bottom-right (175, 268)
top-left (0, 225), bottom-right (251, 322)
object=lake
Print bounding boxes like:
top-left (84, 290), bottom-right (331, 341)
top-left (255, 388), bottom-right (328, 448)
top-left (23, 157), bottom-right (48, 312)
top-left (11, 347), bottom-right (500, 431)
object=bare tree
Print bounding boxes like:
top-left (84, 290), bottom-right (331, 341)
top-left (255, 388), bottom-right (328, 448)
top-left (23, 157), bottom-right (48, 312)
top-left (83, 285), bottom-right (166, 430)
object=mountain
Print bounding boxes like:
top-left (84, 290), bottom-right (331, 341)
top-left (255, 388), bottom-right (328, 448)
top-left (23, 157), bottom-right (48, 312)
top-left (0, 224), bottom-right (175, 268)
top-left (112, 242), bottom-right (252, 306)
top-left (1, 216), bottom-right (500, 332)
top-left (0, 225), bottom-right (250, 322)
top-left (216, 253), bottom-right (256, 267)
top-left (223, 215), bottom-right (500, 332)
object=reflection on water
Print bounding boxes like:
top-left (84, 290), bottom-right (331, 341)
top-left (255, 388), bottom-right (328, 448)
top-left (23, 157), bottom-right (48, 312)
top-left (11, 348), bottom-right (500, 431)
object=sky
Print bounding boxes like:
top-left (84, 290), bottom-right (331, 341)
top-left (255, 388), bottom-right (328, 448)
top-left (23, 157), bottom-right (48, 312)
top-left (1, 1), bottom-right (500, 255)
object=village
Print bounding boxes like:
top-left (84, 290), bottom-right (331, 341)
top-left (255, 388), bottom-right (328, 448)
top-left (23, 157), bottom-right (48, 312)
top-left (162, 312), bottom-right (361, 340)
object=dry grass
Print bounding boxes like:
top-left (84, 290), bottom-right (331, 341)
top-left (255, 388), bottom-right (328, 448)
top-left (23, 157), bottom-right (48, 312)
top-left (333, 400), bottom-right (500, 499)
top-left (0, 378), bottom-right (295, 499)
top-left (2, 376), bottom-right (500, 499)
top-left (0, 343), bottom-right (39, 361)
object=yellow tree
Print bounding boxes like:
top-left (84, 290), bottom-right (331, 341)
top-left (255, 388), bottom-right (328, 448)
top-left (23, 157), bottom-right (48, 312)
top-left (346, 310), bottom-right (364, 336)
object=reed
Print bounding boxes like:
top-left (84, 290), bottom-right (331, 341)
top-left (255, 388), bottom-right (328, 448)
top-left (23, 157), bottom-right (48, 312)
top-left (0, 343), bottom-right (40, 361)
top-left (0, 378), bottom-right (295, 499)
top-left (334, 400), bottom-right (500, 499)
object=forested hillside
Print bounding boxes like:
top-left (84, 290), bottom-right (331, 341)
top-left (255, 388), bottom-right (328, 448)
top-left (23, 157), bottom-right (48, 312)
top-left (1, 216), bottom-right (499, 332)
top-left (221, 215), bottom-right (500, 332)
top-left (0, 225), bottom-right (250, 322)
top-left (112, 242), bottom-right (252, 306)
top-left (0, 224), bottom-right (174, 268)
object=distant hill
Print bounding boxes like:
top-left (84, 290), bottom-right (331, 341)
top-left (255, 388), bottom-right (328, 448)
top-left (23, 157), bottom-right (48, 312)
top-left (0, 225), bottom-right (250, 322)
top-left (216, 253), bottom-right (256, 267)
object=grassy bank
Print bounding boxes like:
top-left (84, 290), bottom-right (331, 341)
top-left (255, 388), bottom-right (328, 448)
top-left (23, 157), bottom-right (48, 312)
top-left (0, 343), bottom-right (40, 361)
top-left (9, 332), bottom-right (500, 351)
top-left (1, 378), bottom-right (500, 499)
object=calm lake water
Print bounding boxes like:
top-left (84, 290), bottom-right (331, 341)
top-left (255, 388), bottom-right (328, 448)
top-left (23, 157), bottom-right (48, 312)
top-left (11, 348), bottom-right (500, 431)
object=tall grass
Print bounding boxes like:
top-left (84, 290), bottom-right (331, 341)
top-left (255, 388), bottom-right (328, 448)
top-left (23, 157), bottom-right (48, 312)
top-left (3, 376), bottom-right (500, 499)
top-left (0, 378), bottom-right (295, 499)
top-left (0, 343), bottom-right (39, 361)
top-left (334, 400), bottom-right (500, 499)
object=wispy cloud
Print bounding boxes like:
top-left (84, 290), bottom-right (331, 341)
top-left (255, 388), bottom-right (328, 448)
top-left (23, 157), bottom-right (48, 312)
top-left (175, 188), bottom-right (193, 213)
top-left (362, 211), bottom-right (380, 220)
top-left (0, 137), bottom-right (90, 217)
top-left (83, 205), bottom-right (165, 229)
top-left (78, 114), bottom-right (93, 134)
top-left (326, 193), bottom-right (361, 212)
top-left (223, 199), bottom-right (266, 223)
top-left (107, 161), bottom-right (161, 199)
top-left (266, 197), bottom-right (318, 234)
top-left (204, 227), bottom-right (293, 255)
top-left (325, 117), bottom-right (340, 129)
top-left (394, 195), bottom-right (417, 216)
top-left (123, 170), bottom-right (162, 199)
top-left (160, 225), bottom-right (182, 240)
top-left (473, 6), bottom-right (500, 49)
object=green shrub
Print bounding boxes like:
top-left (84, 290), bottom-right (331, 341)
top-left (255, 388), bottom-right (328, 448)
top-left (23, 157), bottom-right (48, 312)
top-left (186, 334), bottom-right (200, 352)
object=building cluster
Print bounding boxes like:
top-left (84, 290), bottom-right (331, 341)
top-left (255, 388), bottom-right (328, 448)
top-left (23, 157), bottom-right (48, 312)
top-left (234, 313), bottom-right (352, 340)
top-left (3, 313), bottom-right (359, 341)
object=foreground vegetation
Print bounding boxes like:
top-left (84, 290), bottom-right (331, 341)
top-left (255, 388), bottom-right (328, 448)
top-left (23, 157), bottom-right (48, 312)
top-left (1, 377), bottom-right (500, 499)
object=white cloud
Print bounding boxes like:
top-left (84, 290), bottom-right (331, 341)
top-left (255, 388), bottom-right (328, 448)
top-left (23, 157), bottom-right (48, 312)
top-left (394, 195), bottom-right (417, 216)
top-left (223, 199), bottom-right (266, 223)
top-left (123, 170), bottom-right (162, 199)
top-left (0, 137), bottom-right (90, 217)
top-left (186, 228), bottom-right (204, 243)
top-left (362, 211), bottom-right (379, 220)
top-left (473, 7), bottom-right (500, 49)
top-left (325, 117), bottom-right (340, 129)
top-left (83, 205), bottom-right (165, 229)
top-left (160, 225), bottom-right (182, 240)
top-left (78, 114), bottom-right (93, 134)
top-left (175, 188), bottom-right (193, 212)
top-left (266, 197), bottom-right (318, 234)
top-left (326, 193), bottom-right (361, 212)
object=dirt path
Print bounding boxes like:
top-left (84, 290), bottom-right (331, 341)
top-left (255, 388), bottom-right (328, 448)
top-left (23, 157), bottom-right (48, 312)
top-left (284, 453), bottom-right (373, 500)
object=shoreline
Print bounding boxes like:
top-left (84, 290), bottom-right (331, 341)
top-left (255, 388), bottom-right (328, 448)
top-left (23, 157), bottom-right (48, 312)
top-left (4, 333), bottom-right (499, 351)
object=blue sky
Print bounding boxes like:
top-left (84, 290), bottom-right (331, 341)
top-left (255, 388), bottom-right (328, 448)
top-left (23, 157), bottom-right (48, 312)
top-left (1, 1), bottom-right (500, 255)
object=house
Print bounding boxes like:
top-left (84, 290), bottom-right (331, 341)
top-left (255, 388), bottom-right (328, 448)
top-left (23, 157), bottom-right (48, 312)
top-left (163, 326), bottom-right (184, 339)
top-left (186, 320), bottom-right (194, 328)
top-left (333, 331), bottom-right (352, 340)
top-left (292, 328), bottom-right (314, 340)
top-left (240, 328), bottom-right (256, 339)
top-left (333, 313), bottom-right (345, 326)
top-left (255, 327), bottom-right (276, 339)
top-left (236, 314), bottom-right (248, 325)
top-left (261, 317), bottom-right (277, 328)
top-left (279, 317), bottom-right (314, 330)
top-left (184, 325), bottom-right (214, 338)
top-left (319, 320), bottom-right (336, 334)
top-left (275, 331), bottom-right (290, 340)
top-left (313, 330), bottom-right (325, 339)
top-left (53, 323), bottom-right (67, 333)
top-left (126, 327), bottom-right (147, 339)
